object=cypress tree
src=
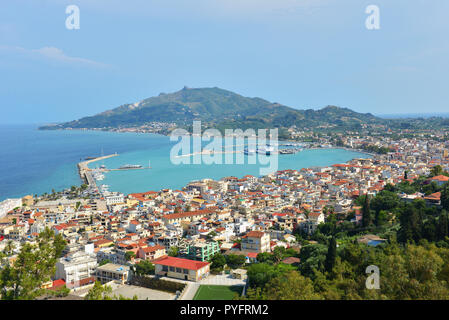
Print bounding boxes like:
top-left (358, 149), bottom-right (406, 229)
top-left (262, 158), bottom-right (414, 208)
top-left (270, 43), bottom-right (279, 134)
top-left (437, 211), bottom-right (449, 241)
top-left (362, 194), bottom-right (372, 228)
top-left (324, 237), bottom-right (337, 274)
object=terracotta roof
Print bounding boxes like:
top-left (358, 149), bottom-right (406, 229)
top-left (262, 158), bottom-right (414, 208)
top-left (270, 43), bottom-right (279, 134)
top-left (152, 256), bottom-right (209, 271)
top-left (431, 175), bottom-right (449, 182)
top-left (141, 245), bottom-right (165, 253)
top-left (245, 231), bottom-right (265, 238)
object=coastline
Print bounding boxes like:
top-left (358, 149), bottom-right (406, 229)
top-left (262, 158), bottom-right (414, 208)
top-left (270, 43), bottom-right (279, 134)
top-left (0, 127), bottom-right (376, 199)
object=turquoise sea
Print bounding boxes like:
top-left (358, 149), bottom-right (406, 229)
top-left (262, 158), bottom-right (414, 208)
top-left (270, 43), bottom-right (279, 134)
top-left (0, 124), bottom-right (370, 201)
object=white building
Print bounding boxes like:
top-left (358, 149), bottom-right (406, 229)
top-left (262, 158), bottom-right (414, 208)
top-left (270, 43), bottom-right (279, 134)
top-left (0, 198), bottom-right (22, 219)
top-left (105, 193), bottom-right (125, 206)
top-left (55, 250), bottom-right (98, 288)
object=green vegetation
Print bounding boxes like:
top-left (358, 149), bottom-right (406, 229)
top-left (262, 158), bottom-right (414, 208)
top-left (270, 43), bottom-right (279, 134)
top-left (168, 246), bottom-right (179, 257)
top-left (241, 178), bottom-right (449, 300)
top-left (125, 251), bottom-right (136, 261)
top-left (0, 228), bottom-right (66, 300)
top-left (84, 281), bottom-right (138, 300)
top-left (131, 260), bottom-right (155, 276)
top-left (130, 275), bottom-right (186, 294)
top-left (193, 285), bottom-right (243, 300)
top-left (40, 87), bottom-right (384, 134)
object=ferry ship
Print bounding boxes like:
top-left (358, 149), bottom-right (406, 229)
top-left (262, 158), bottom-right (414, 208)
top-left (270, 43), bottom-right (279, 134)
top-left (119, 164), bottom-right (143, 169)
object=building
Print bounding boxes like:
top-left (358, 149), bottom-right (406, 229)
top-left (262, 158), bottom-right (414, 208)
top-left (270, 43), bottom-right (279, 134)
top-left (95, 263), bottom-right (130, 284)
top-left (138, 245), bottom-right (166, 261)
top-left (0, 198), bottom-right (22, 219)
top-left (186, 241), bottom-right (219, 261)
top-left (55, 251), bottom-right (98, 288)
top-left (153, 256), bottom-right (210, 282)
top-left (430, 175), bottom-right (449, 187)
top-left (162, 209), bottom-right (214, 225)
top-left (105, 193), bottom-right (125, 206)
top-left (241, 231), bottom-right (270, 253)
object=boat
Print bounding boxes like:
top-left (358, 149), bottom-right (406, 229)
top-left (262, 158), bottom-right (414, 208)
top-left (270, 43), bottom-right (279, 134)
top-left (119, 164), bottom-right (143, 169)
top-left (257, 146), bottom-right (274, 155)
top-left (244, 147), bottom-right (256, 155)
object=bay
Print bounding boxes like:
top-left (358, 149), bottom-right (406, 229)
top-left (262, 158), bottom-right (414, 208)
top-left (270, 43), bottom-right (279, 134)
top-left (0, 124), bottom-right (369, 200)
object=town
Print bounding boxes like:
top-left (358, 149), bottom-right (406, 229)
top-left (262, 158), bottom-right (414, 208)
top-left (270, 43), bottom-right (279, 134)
top-left (1, 129), bottom-right (449, 300)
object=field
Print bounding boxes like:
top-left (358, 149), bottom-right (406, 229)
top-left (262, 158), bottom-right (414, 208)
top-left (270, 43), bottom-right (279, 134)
top-left (193, 285), bottom-right (244, 300)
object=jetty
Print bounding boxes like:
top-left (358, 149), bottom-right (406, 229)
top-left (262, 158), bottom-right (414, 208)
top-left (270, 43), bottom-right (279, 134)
top-left (77, 153), bottom-right (118, 188)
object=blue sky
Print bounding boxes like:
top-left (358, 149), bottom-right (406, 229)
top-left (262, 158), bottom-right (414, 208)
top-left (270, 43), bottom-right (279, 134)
top-left (1, 0), bottom-right (448, 124)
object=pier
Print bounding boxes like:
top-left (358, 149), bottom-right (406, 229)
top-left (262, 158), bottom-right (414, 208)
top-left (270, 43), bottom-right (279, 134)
top-left (77, 153), bottom-right (118, 188)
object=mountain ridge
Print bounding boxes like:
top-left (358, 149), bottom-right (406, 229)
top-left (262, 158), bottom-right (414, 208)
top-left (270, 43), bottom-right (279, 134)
top-left (39, 87), bottom-right (384, 132)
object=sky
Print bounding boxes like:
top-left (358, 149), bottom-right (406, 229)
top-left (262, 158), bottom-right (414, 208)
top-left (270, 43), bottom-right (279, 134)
top-left (0, 0), bottom-right (448, 124)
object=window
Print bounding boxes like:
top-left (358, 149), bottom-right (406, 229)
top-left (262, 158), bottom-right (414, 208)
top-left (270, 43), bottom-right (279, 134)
top-left (169, 266), bottom-right (175, 272)
top-left (162, 266), bottom-right (168, 272)
top-left (183, 269), bottom-right (188, 274)
top-left (176, 268), bottom-right (182, 273)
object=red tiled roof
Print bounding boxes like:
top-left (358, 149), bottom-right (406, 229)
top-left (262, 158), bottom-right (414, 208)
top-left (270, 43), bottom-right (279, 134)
top-left (152, 256), bottom-right (209, 271)
top-left (431, 175), bottom-right (449, 182)
top-left (141, 245), bottom-right (165, 253)
top-left (245, 231), bottom-right (265, 238)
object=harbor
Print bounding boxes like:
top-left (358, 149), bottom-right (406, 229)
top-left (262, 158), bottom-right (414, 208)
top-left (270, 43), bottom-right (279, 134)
top-left (77, 154), bottom-right (151, 190)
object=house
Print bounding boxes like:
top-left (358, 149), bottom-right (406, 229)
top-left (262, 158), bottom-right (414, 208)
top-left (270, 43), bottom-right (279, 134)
top-left (137, 245), bottom-right (166, 261)
top-left (241, 231), bottom-right (270, 253)
top-left (128, 220), bottom-right (142, 233)
top-left (430, 175), bottom-right (449, 187)
top-left (153, 256), bottom-right (210, 282)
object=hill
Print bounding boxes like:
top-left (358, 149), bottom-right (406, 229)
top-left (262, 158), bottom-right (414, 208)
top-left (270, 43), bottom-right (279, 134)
top-left (39, 87), bottom-right (383, 132)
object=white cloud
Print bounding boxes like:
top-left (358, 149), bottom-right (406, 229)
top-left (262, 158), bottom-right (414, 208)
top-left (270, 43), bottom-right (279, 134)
top-left (0, 45), bottom-right (108, 68)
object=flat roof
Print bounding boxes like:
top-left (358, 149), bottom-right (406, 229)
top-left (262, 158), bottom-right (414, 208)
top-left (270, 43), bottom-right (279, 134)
top-left (97, 263), bottom-right (129, 273)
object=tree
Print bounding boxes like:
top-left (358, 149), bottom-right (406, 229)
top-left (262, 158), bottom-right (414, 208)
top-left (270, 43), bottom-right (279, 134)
top-left (441, 185), bottom-right (449, 211)
top-left (225, 254), bottom-right (246, 269)
top-left (437, 211), bottom-right (449, 241)
top-left (256, 252), bottom-right (273, 264)
top-left (84, 281), bottom-right (113, 300)
top-left (252, 271), bottom-right (321, 300)
top-left (272, 246), bottom-right (286, 264)
top-left (362, 194), bottom-right (372, 228)
top-left (3, 240), bottom-right (15, 256)
top-left (210, 253), bottom-right (226, 271)
top-left (133, 260), bottom-right (155, 276)
top-left (125, 251), bottom-right (136, 261)
top-left (206, 231), bottom-right (217, 241)
top-left (0, 228), bottom-right (66, 300)
top-left (324, 237), bottom-right (337, 274)
top-left (168, 246), bottom-right (179, 257)
top-left (430, 165), bottom-right (444, 177)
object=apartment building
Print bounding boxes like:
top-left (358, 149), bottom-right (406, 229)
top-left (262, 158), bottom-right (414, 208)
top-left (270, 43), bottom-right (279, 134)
top-left (241, 231), bottom-right (270, 253)
top-left (55, 250), bottom-right (98, 288)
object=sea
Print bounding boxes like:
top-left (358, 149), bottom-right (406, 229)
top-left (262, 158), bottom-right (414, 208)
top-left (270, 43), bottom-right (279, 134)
top-left (0, 124), bottom-right (370, 201)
